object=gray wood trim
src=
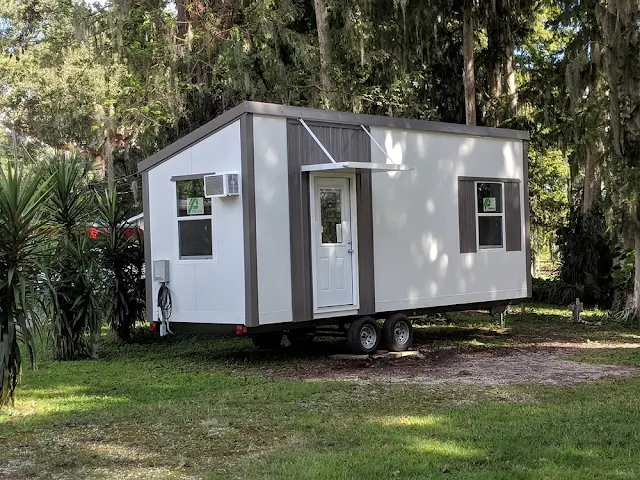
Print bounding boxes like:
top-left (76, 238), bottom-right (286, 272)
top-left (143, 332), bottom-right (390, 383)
top-left (170, 173), bottom-right (216, 182)
top-left (356, 172), bottom-right (375, 314)
top-left (458, 179), bottom-right (477, 253)
top-left (240, 114), bottom-right (259, 327)
top-left (287, 120), bottom-right (314, 322)
top-left (523, 141), bottom-right (532, 297)
top-left (142, 172), bottom-right (153, 322)
top-left (245, 102), bottom-right (530, 140)
top-left (458, 176), bottom-right (521, 183)
top-left (505, 182), bottom-right (522, 251)
top-left (138, 102), bottom-right (529, 174)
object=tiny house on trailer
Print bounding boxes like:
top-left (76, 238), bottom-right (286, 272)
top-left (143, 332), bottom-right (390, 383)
top-left (138, 102), bottom-right (531, 354)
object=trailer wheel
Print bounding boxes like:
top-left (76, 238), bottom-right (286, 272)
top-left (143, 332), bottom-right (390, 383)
top-left (287, 329), bottom-right (316, 347)
top-left (383, 313), bottom-right (414, 352)
top-left (251, 332), bottom-right (283, 349)
top-left (347, 317), bottom-right (381, 354)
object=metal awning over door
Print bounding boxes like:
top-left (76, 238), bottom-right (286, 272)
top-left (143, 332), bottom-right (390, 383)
top-left (297, 119), bottom-right (412, 173)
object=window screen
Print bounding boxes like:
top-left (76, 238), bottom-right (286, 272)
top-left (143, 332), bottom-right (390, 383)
top-left (176, 178), bottom-right (213, 259)
top-left (478, 216), bottom-right (503, 248)
top-left (178, 219), bottom-right (213, 258)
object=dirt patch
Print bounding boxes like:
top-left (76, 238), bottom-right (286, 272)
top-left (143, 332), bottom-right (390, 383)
top-left (236, 347), bottom-right (640, 387)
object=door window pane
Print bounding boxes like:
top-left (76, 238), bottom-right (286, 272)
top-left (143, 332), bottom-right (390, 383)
top-left (178, 219), bottom-right (213, 258)
top-left (320, 188), bottom-right (342, 244)
top-left (477, 183), bottom-right (503, 213)
top-left (478, 216), bottom-right (503, 248)
top-left (177, 179), bottom-right (212, 217)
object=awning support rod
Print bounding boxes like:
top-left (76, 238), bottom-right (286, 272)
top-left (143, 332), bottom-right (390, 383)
top-left (359, 125), bottom-right (399, 165)
top-left (298, 118), bottom-right (339, 166)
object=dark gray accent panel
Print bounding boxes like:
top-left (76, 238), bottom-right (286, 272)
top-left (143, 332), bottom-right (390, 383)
top-left (240, 114), bottom-right (259, 327)
top-left (170, 173), bottom-right (215, 182)
top-left (139, 102), bottom-right (529, 174)
top-left (287, 119), bottom-right (373, 322)
top-left (505, 182), bottom-right (522, 251)
top-left (142, 172), bottom-right (153, 322)
top-left (523, 141), bottom-right (532, 297)
top-left (356, 173), bottom-right (375, 314)
top-left (458, 179), bottom-right (477, 253)
top-left (287, 120), bottom-right (370, 165)
top-left (287, 120), bottom-right (314, 322)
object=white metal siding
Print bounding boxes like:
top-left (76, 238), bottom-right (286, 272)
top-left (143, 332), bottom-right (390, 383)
top-left (370, 127), bottom-right (527, 312)
top-left (148, 120), bottom-right (245, 324)
top-left (253, 116), bottom-right (294, 324)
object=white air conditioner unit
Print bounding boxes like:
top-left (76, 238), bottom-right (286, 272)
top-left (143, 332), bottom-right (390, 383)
top-left (204, 173), bottom-right (240, 198)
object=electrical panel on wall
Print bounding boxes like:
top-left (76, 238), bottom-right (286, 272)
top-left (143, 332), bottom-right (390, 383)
top-left (204, 173), bottom-right (240, 198)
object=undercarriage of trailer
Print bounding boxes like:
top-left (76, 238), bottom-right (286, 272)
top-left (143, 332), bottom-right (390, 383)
top-left (162, 300), bottom-right (514, 354)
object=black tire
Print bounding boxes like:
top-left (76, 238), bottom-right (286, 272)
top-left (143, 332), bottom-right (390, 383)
top-left (251, 332), bottom-right (283, 349)
top-left (287, 329), bottom-right (316, 347)
top-left (383, 313), bottom-right (414, 352)
top-left (347, 316), bottom-right (381, 354)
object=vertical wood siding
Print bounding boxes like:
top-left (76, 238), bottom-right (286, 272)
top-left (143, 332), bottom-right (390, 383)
top-left (356, 172), bottom-right (375, 314)
top-left (458, 179), bottom-right (477, 253)
top-left (505, 181), bottom-right (522, 252)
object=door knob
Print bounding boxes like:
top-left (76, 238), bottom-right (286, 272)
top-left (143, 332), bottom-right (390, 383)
top-left (348, 249), bottom-right (354, 254)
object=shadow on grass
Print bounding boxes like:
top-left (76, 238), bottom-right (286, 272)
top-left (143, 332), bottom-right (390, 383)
top-left (226, 379), bottom-right (640, 480)
top-left (4, 303), bottom-right (640, 479)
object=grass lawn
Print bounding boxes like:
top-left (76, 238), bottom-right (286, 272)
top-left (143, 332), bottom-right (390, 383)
top-left (2, 304), bottom-right (640, 479)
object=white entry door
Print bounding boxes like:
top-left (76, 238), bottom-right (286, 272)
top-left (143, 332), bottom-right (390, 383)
top-left (313, 177), bottom-right (355, 308)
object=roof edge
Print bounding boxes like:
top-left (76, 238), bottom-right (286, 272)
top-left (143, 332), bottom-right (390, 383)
top-left (138, 101), bottom-right (530, 173)
top-left (244, 101), bottom-right (530, 141)
top-left (137, 102), bottom-right (248, 173)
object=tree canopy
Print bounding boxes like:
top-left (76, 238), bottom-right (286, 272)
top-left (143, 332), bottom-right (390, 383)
top-left (1, 0), bottom-right (640, 311)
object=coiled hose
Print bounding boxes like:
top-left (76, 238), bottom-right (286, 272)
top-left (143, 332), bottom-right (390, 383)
top-left (157, 283), bottom-right (173, 334)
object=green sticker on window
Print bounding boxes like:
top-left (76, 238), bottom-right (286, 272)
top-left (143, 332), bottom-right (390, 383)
top-left (483, 197), bottom-right (496, 212)
top-left (187, 197), bottom-right (204, 215)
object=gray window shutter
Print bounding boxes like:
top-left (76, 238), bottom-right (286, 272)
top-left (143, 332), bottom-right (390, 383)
top-left (505, 181), bottom-right (522, 251)
top-left (458, 179), bottom-right (477, 253)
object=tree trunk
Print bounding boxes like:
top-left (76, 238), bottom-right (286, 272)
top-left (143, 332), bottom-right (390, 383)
top-left (462, 0), bottom-right (476, 126)
top-left (505, 42), bottom-right (518, 116)
top-left (313, 0), bottom-right (333, 104)
top-left (176, 0), bottom-right (188, 39)
top-left (582, 138), bottom-right (602, 213)
top-left (487, 0), bottom-right (503, 127)
top-left (634, 229), bottom-right (640, 314)
top-left (488, 58), bottom-right (503, 127)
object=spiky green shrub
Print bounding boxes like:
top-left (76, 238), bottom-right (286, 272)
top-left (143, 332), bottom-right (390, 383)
top-left (44, 153), bottom-right (102, 360)
top-left (96, 188), bottom-right (146, 342)
top-left (554, 205), bottom-right (617, 307)
top-left (0, 165), bottom-right (50, 406)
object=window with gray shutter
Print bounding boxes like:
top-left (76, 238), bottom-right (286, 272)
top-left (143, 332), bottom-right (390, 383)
top-left (458, 177), bottom-right (522, 253)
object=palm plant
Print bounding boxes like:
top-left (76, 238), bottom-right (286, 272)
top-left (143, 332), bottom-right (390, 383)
top-left (96, 188), bottom-right (146, 342)
top-left (0, 165), bottom-right (50, 406)
top-left (44, 153), bottom-right (102, 360)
